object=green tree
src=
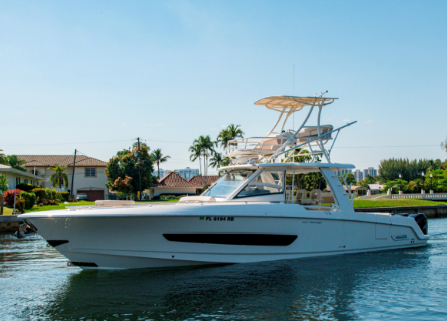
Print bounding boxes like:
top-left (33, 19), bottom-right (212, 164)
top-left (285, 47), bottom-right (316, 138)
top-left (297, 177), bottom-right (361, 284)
top-left (295, 172), bottom-right (327, 191)
top-left (49, 164), bottom-right (69, 190)
top-left (338, 173), bottom-right (356, 185)
top-left (364, 174), bottom-right (376, 184)
top-left (425, 169), bottom-right (447, 192)
top-left (4, 155), bottom-right (26, 171)
top-left (209, 152), bottom-right (230, 176)
top-left (0, 149), bottom-right (6, 165)
top-left (384, 179), bottom-right (408, 193)
top-left (0, 174), bottom-right (9, 215)
top-left (378, 158), bottom-right (434, 181)
top-left (106, 145), bottom-right (155, 198)
top-left (284, 148), bottom-right (314, 163)
top-left (217, 124), bottom-right (244, 149)
top-left (406, 179), bottom-right (423, 193)
top-left (189, 144), bottom-right (202, 180)
top-left (358, 180), bottom-right (370, 189)
top-left (151, 148), bottom-right (170, 179)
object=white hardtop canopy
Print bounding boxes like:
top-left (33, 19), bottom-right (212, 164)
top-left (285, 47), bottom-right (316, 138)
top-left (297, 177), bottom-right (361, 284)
top-left (255, 96), bottom-right (337, 113)
top-left (218, 162), bottom-right (355, 174)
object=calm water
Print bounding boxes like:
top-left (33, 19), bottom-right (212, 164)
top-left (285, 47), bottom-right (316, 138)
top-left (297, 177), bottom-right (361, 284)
top-left (1, 219), bottom-right (447, 321)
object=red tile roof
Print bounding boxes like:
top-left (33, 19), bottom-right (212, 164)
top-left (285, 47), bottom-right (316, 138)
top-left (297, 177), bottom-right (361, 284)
top-left (18, 155), bottom-right (107, 167)
top-left (188, 175), bottom-right (220, 187)
top-left (152, 172), bottom-right (199, 188)
top-left (151, 173), bottom-right (221, 188)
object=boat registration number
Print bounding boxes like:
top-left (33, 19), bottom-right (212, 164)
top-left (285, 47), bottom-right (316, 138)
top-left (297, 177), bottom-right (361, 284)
top-left (200, 217), bottom-right (235, 221)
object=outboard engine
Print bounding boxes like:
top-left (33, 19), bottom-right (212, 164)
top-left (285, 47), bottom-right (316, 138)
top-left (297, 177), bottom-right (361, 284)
top-left (409, 213), bottom-right (428, 235)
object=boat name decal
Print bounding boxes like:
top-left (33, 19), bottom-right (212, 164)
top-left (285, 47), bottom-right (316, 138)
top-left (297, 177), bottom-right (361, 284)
top-left (200, 216), bottom-right (235, 221)
top-left (392, 234), bottom-right (408, 240)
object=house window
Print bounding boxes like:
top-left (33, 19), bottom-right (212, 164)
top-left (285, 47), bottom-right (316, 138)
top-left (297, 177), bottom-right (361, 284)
top-left (16, 177), bottom-right (21, 185)
top-left (85, 168), bottom-right (96, 177)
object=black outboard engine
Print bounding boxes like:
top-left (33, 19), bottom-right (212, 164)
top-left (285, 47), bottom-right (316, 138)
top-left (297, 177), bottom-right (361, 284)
top-left (409, 213), bottom-right (428, 235)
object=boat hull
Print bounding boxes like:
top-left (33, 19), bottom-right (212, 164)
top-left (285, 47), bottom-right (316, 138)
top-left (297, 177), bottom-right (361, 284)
top-left (20, 205), bottom-right (429, 270)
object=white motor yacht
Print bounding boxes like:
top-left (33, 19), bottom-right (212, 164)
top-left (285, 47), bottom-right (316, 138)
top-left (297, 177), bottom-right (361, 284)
top-left (19, 96), bottom-right (429, 270)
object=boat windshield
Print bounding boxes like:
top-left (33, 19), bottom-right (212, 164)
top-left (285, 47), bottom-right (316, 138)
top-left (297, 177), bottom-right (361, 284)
top-left (202, 170), bottom-right (254, 198)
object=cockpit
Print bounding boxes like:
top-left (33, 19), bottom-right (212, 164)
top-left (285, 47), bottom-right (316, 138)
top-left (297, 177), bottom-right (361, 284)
top-left (201, 164), bottom-right (352, 210)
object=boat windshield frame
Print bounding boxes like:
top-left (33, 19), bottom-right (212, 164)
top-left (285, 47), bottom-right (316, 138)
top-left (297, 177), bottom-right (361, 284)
top-left (202, 169), bottom-right (257, 199)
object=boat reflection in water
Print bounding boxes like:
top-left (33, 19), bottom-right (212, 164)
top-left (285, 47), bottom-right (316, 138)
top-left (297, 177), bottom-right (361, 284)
top-left (41, 248), bottom-right (432, 321)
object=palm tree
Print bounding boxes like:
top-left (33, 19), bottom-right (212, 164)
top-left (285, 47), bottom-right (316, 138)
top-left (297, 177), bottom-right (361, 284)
top-left (190, 135), bottom-right (216, 185)
top-left (227, 124), bottom-right (244, 140)
top-left (50, 164), bottom-right (69, 190)
top-left (194, 135), bottom-right (216, 184)
top-left (217, 124), bottom-right (244, 149)
top-left (216, 129), bottom-right (230, 149)
top-left (209, 152), bottom-right (230, 176)
top-left (151, 148), bottom-right (171, 179)
top-left (189, 144), bottom-right (202, 180)
top-left (0, 174), bottom-right (9, 215)
top-left (5, 155), bottom-right (26, 171)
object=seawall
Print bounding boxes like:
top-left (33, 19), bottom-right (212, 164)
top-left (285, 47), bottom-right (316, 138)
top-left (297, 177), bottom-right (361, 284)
top-left (0, 215), bottom-right (21, 233)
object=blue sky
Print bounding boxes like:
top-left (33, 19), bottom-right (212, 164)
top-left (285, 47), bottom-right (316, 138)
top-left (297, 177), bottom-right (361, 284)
top-left (1, 0), bottom-right (446, 173)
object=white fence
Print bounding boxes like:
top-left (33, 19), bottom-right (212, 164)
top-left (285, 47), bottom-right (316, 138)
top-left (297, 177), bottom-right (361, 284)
top-left (359, 192), bottom-right (447, 200)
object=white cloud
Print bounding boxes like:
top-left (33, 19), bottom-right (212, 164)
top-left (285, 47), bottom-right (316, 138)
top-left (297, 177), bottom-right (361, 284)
top-left (365, 120), bottom-right (372, 124)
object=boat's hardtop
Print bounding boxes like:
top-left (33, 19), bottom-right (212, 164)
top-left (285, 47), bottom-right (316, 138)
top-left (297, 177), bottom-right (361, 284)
top-left (255, 96), bottom-right (337, 112)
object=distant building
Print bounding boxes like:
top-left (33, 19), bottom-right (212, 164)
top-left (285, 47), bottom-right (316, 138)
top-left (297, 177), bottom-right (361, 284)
top-left (353, 169), bottom-right (363, 182)
top-left (174, 167), bottom-right (199, 180)
top-left (158, 168), bottom-right (199, 180)
top-left (334, 167), bottom-right (377, 182)
top-left (363, 167), bottom-right (378, 178)
top-left (158, 168), bottom-right (171, 178)
top-left (333, 169), bottom-right (352, 177)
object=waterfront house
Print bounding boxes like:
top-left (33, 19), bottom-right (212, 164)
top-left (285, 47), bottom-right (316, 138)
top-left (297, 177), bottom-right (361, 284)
top-left (0, 164), bottom-right (46, 190)
top-left (17, 155), bottom-right (108, 201)
top-left (148, 172), bottom-right (220, 199)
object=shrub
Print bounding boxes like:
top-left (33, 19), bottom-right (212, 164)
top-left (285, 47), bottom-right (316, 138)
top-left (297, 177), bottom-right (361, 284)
top-left (68, 198), bottom-right (78, 202)
top-left (32, 188), bottom-right (46, 200)
top-left (3, 189), bottom-right (25, 206)
top-left (39, 199), bottom-right (60, 206)
top-left (60, 192), bottom-right (70, 201)
top-left (14, 198), bottom-right (26, 214)
top-left (16, 183), bottom-right (36, 192)
top-left (50, 189), bottom-right (61, 200)
top-left (20, 192), bottom-right (36, 210)
top-left (160, 194), bottom-right (186, 200)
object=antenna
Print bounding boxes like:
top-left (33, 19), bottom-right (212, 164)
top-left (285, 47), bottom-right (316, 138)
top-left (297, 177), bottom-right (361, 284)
top-left (292, 64), bottom-right (295, 130)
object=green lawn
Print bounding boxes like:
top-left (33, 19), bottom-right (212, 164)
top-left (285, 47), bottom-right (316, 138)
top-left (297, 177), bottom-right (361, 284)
top-left (1, 199), bottom-right (180, 215)
top-left (353, 199), bottom-right (447, 208)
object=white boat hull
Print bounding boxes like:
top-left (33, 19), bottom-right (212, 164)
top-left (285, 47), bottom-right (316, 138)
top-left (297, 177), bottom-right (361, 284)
top-left (20, 204), bottom-right (429, 270)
